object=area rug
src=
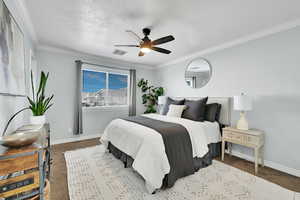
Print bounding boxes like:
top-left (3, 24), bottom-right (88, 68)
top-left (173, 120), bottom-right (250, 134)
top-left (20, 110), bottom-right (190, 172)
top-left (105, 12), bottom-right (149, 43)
top-left (65, 145), bottom-right (299, 200)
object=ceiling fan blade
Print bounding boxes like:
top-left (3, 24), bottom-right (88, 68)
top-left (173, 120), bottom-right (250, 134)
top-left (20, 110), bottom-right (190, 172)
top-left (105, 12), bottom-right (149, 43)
top-left (138, 51), bottom-right (145, 57)
top-left (114, 45), bottom-right (139, 47)
top-left (125, 30), bottom-right (143, 43)
top-left (151, 47), bottom-right (171, 54)
top-left (152, 35), bottom-right (175, 45)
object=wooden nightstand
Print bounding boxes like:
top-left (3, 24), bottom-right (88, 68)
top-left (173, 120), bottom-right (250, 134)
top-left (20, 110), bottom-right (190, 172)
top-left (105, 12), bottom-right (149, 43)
top-left (222, 127), bottom-right (265, 174)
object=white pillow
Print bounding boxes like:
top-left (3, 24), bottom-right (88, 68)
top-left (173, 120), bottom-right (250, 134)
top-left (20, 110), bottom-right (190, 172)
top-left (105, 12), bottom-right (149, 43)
top-left (166, 105), bottom-right (187, 118)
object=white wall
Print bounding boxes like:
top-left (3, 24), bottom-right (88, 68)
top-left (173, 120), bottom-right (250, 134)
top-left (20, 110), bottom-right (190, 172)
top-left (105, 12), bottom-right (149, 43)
top-left (36, 48), bottom-right (156, 141)
top-left (155, 27), bottom-right (300, 172)
top-left (0, 0), bottom-right (36, 134)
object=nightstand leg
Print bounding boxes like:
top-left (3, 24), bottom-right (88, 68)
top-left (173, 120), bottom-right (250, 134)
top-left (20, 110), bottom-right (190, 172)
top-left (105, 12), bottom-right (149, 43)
top-left (222, 140), bottom-right (225, 161)
top-left (229, 143), bottom-right (232, 156)
top-left (260, 146), bottom-right (264, 167)
top-left (254, 147), bottom-right (258, 174)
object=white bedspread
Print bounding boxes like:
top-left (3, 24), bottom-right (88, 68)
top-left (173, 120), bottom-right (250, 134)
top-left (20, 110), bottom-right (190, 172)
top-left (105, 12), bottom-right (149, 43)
top-left (201, 121), bottom-right (222, 144)
top-left (100, 114), bottom-right (219, 192)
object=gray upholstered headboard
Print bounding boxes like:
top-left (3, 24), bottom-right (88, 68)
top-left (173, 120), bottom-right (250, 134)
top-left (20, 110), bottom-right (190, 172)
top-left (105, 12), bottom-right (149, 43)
top-left (172, 97), bottom-right (232, 126)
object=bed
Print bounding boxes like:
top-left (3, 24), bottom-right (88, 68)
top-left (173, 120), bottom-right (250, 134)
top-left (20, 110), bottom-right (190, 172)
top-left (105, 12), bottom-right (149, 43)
top-left (100, 97), bottom-right (231, 193)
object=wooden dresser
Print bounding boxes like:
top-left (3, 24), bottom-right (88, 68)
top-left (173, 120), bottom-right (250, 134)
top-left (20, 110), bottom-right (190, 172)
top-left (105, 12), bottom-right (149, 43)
top-left (222, 127), bottom-right (264, 174)
top-left (0, 124), bottom-right (50, 200)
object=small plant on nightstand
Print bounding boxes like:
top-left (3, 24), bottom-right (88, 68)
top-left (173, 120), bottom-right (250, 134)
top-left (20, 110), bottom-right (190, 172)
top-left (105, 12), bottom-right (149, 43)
top-left (27, 71), bottom-right (54, 125)
top-left (2, 70), bottom-right (54, 136)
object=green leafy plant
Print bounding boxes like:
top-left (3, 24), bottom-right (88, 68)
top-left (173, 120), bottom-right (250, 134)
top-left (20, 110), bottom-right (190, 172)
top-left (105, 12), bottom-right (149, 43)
top-left (137, 78), bottom-right (164, 113)
top-left (27, 71), bottom-right (54, 116)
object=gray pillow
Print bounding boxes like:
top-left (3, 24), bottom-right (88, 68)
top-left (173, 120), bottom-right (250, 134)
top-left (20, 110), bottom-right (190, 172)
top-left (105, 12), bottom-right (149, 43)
top-left (161, 97), bottom-right (185, 115)
top-left (182, 97), bottom-right (208, 121)
top-left (205, 103), bottom-right (222, 122)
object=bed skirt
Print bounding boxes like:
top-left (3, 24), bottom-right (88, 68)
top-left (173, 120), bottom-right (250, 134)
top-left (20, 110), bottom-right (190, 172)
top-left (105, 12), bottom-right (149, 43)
top-left (108, 142), bottom-right (221, 188)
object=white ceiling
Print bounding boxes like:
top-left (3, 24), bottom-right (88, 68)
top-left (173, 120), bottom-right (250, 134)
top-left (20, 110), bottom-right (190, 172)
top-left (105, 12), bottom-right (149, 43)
top-left (24, 0), bottom-right (300, 66)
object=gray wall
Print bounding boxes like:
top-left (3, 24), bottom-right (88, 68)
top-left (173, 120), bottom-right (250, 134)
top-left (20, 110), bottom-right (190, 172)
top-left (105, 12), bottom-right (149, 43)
top-left (37, 48), bottom-right (156, 140)
top-left (155, 27), bottom-right (300, 171)
top-left (0, 0), bottom-right (36, 134)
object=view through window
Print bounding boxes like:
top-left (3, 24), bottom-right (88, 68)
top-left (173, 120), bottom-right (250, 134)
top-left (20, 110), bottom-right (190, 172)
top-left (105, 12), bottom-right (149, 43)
top-left (82, 69), bottom-right (129, 107)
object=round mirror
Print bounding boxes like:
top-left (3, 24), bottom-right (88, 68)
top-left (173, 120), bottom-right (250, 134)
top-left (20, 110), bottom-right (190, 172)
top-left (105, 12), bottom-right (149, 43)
top-left (185, 58), bottom-right (212, 88)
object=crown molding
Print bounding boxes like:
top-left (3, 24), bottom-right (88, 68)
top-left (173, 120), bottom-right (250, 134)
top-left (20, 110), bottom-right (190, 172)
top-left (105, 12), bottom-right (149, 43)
top-left (37, 44), bottom-right (156, 70)
top-left (157, 19), bottom-right (300, 68)
top-left (14, 0), bottom-right (38, 44)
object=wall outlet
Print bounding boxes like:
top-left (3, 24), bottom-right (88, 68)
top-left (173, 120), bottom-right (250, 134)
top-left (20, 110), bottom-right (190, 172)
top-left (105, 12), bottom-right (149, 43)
top-left (68, 128), bottom-right (73, 133)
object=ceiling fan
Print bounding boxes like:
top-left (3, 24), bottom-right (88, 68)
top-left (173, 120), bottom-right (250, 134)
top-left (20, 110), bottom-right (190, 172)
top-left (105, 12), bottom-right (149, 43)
top-left (114, 28), bottom-right (175, 56)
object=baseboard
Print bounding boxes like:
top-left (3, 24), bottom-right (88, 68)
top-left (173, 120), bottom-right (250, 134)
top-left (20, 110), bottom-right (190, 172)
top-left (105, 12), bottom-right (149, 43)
top-left (51, 134), bottom-right (100, 145)
top-left (230, 150), bottom-right (300, 177)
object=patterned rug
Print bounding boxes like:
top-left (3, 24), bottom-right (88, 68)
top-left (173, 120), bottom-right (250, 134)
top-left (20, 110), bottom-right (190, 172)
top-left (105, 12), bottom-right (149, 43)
top-left (65, 145), bottom-right (299, 200)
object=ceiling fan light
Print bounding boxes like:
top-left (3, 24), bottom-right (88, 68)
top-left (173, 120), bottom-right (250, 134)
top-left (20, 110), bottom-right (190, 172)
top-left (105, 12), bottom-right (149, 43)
top-left (141, 47), bottom-right (151, 53)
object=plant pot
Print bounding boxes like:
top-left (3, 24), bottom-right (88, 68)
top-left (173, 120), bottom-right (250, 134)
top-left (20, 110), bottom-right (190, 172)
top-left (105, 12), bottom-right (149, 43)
top-left (30, 115), bottom-right (46, 125)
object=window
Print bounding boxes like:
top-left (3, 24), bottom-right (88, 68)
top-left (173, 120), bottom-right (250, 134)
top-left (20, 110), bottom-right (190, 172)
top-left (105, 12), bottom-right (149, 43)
top-left (185, 77), bottom-right (196, 88)
top-left (82, 68), bottom-right (129, 107)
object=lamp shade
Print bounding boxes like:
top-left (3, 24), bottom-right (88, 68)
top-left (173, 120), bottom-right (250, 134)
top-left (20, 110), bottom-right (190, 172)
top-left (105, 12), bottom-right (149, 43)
top-left (158, 96), bottom-right (167, 105)
top-left (234, 94), bottom-right (252, 111)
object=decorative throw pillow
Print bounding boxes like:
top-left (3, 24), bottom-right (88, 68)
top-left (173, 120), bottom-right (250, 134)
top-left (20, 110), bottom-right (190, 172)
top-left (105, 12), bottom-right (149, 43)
top-left (182, 97), bottom-right (208, 121)
top-left (205, 103), bottom-right (222, 122)
top-left (161, 97), bottom-right (185, 115)
top-left (166, 105), bottom-right (187, 118)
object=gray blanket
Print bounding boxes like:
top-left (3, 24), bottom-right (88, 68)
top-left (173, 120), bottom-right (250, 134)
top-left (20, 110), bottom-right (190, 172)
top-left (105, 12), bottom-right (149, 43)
top-left (122, 116), bottom-right (195, 188)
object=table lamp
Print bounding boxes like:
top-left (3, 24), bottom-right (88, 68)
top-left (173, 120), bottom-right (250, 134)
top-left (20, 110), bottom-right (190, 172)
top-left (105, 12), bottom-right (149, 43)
top-left (234, 93), bottom-right (252, 130)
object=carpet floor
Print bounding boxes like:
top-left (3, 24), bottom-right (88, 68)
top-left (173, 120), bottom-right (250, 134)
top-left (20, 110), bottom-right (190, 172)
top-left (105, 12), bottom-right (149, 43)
top-left (51, 138), bottom-right (300, 200)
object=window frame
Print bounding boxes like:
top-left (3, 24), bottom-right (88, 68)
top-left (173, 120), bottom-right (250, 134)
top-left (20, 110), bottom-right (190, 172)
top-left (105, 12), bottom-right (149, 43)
top-left (81, 65), bottom-right (130, 108)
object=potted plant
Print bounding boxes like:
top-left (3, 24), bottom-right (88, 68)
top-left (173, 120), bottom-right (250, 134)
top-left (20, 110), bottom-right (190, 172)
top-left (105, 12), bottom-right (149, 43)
top-left (27, 71), bottom-right (54, 125)
top-left (137, 78), bottom-right (164, 113)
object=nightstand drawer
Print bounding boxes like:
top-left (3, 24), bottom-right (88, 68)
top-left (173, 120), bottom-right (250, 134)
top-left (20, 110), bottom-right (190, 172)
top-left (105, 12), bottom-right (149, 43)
top-left (244, 135), bottom-right (259, 145)
top-left (223, 131), bottom-right (243, 143)
top-left (223, 131), bottom-right (260, 146)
